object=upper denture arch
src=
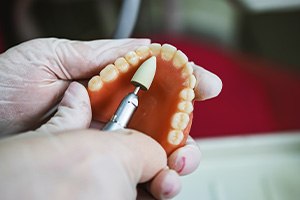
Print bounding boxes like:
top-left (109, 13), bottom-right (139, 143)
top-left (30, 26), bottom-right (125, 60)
top-left (88, 43), bottom-right (196, 155)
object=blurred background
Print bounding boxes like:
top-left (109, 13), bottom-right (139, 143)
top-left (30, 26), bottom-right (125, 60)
top-left (1, 0), bottom-right (299, 137)
top-left (0, 0), bottom-right (300, 199)
top-left (1, 0), bottom-right (300, 68)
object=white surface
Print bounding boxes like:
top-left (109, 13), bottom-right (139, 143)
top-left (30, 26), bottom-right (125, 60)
top-left (175, 132), bottom-right (300, 200)
top-left (237, 0), bottom-right (300, 12)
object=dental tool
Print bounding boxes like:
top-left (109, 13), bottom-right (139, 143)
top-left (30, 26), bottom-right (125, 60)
top-left (103, 56), bottom-right (157, 131)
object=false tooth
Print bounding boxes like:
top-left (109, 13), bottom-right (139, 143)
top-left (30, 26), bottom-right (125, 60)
top-left (114, 57), bottom-right (130, 73)
top-left (168, 130), bottom-right (184, 145)
top-left (173, 50), bottom-right (188, 69)
top-left (171, 112), bottom-right (190, 130)
top-left (161, 44), bottom-right (177, 61)
top-left (136, 46), bottom-right (151, 60)
top-left (178, 101), bottom-right (194, 114)
top-left (125, 51), bottom-right (139, 66)
top-left (181, 62), bottom-right (193, 78)
top-left (88, 43), bottom-right (198, 155)
top-left (99, 64), bottom-right (119, 82)
top-left (149, 43), bottom-right (161, 56)
top-left (88, 75), bottom-right (103, 91)
top-left (179, 88), bottom-right (195, 101)
top-left (183, 75), bottom-right (196, 88)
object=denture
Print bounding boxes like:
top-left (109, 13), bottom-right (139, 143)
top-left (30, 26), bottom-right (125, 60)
top-left (88, 43), bottom-right (196, 155)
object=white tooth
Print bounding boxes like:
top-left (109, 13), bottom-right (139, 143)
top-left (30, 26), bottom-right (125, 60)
top-left (125, 51), bottom-right (139, 66)
top-left (183, 75), bottom-right (196, 88)
top-left (167, 130), bottom-right (184, 145)
top-left (171, 112), bottom-right (190, 130)
top-left (99, 64), bottom-right (119, 82)
top-left (136, 46), bottom-right (150, 60)
top-left (173, 50), bottom-right (188, 69)
top-left (88, 75), bottom-right (103, 91)
top-left (161, 44), bottom-right (177, 61)
top-left (181, 62), bottom-right (193, 78)
top-left (114, 57), bottom-right (130, 73)
top-left (178, 101), bottom-right (194, 114)
top-left (179, 88), bottom-right (195, 101)
top-left (149, 43), bottom-right (161, 56)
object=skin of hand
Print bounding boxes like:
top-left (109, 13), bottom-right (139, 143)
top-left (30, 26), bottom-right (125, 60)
top-left (0, 129), bottom-right (167, 200)
top-left (0, 38), bottom-right (222, 199)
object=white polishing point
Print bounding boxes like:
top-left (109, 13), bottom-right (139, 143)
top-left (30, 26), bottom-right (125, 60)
top-left (131, 56), bottom-right (157, 90)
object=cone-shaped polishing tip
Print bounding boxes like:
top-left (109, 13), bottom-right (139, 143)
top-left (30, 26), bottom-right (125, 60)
top-left (131, 56), bottom-right (157, 90)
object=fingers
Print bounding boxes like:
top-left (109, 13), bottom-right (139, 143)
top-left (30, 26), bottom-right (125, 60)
top-left (106, 129), bottom-right (168, 183)
top-left (93, 129), bottom-right (168, 199)
top-left (52, 38), bottom-right (151, 80)
top-left (148, 168), bottom-right (181, 199)
top-left (35, 82), bottom-right (91, 134)
top-left (83, 129), bottom-right (168, 199)
top-left (168, 136), bottom-right (201, 176)
top-left (144, 137), bottom-right (200, 199)
top-left (193, 63), bottom-right (222, 101)
top-left (86, 129), bottom-right (168, 199)
top-left (0, 129), bottom-right (168, 200)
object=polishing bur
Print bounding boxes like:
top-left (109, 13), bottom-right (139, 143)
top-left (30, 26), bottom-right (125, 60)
top-left (103, 56), bottom-right (157, 131)
top-left (131, 56), bottom-right (157, 91)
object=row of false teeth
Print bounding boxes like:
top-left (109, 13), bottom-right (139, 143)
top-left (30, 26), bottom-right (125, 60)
top-left (88, 43), bottom-right (196, 146)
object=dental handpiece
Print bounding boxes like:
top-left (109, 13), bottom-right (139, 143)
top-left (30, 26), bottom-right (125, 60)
top-left (103, 56), bottom-right (156, 131)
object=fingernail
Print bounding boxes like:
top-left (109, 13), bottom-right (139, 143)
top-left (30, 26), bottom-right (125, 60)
top-left (161, 170), bottom-right (181, 199)
top-left (174, 156), bottom-right (186, 174)
top-left (177, 146), bottom-right (201, 176)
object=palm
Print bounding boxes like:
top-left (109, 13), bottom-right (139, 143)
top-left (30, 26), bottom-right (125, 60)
top-left (0, 40), bottom-right (68, 134)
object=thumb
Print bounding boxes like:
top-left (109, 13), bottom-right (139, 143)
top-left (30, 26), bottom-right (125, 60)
top-left (35, 82), bottom-right (91, 134)
top-left (99, 129), bottom-right (168, 184)
top-left (48, 38), bottom-right (150, 80)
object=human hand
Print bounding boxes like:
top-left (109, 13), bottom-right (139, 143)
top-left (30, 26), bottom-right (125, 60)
top-left (0, 129), bottom-right (168, 200)
top-left (0, 38), bottom-right (150, 136)
top-left (0, 38), bottom-right (222, 199)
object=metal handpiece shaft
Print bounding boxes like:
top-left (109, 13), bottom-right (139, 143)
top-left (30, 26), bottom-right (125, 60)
top-left (102, 92), bottom-right (138, 131)
top-left (102, 56), bottom-right (156, 131)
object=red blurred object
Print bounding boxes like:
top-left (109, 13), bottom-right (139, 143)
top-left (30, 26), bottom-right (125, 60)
top-left (153, 36), bottom-right (300, 138)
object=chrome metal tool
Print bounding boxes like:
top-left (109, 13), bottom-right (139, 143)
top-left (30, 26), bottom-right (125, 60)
top-left (103, 56), bottom-right (156, 131)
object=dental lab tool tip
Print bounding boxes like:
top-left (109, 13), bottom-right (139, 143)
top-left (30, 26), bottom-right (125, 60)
top-left (131, 56), bottom-right (156, 90)
top-left (103, 56), bottom-right (157, 131)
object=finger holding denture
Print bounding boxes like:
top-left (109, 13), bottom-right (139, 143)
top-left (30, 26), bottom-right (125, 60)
top-left (88, 43), bottom-right (198, 155)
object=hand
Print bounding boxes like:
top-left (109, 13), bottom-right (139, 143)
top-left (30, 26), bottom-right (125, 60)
top-left (0, 38), bottom-right (150, 136)
top-left (0, 38), bottom-right (222, 199)
top-left (0, 129), bottom-right (168, 200)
